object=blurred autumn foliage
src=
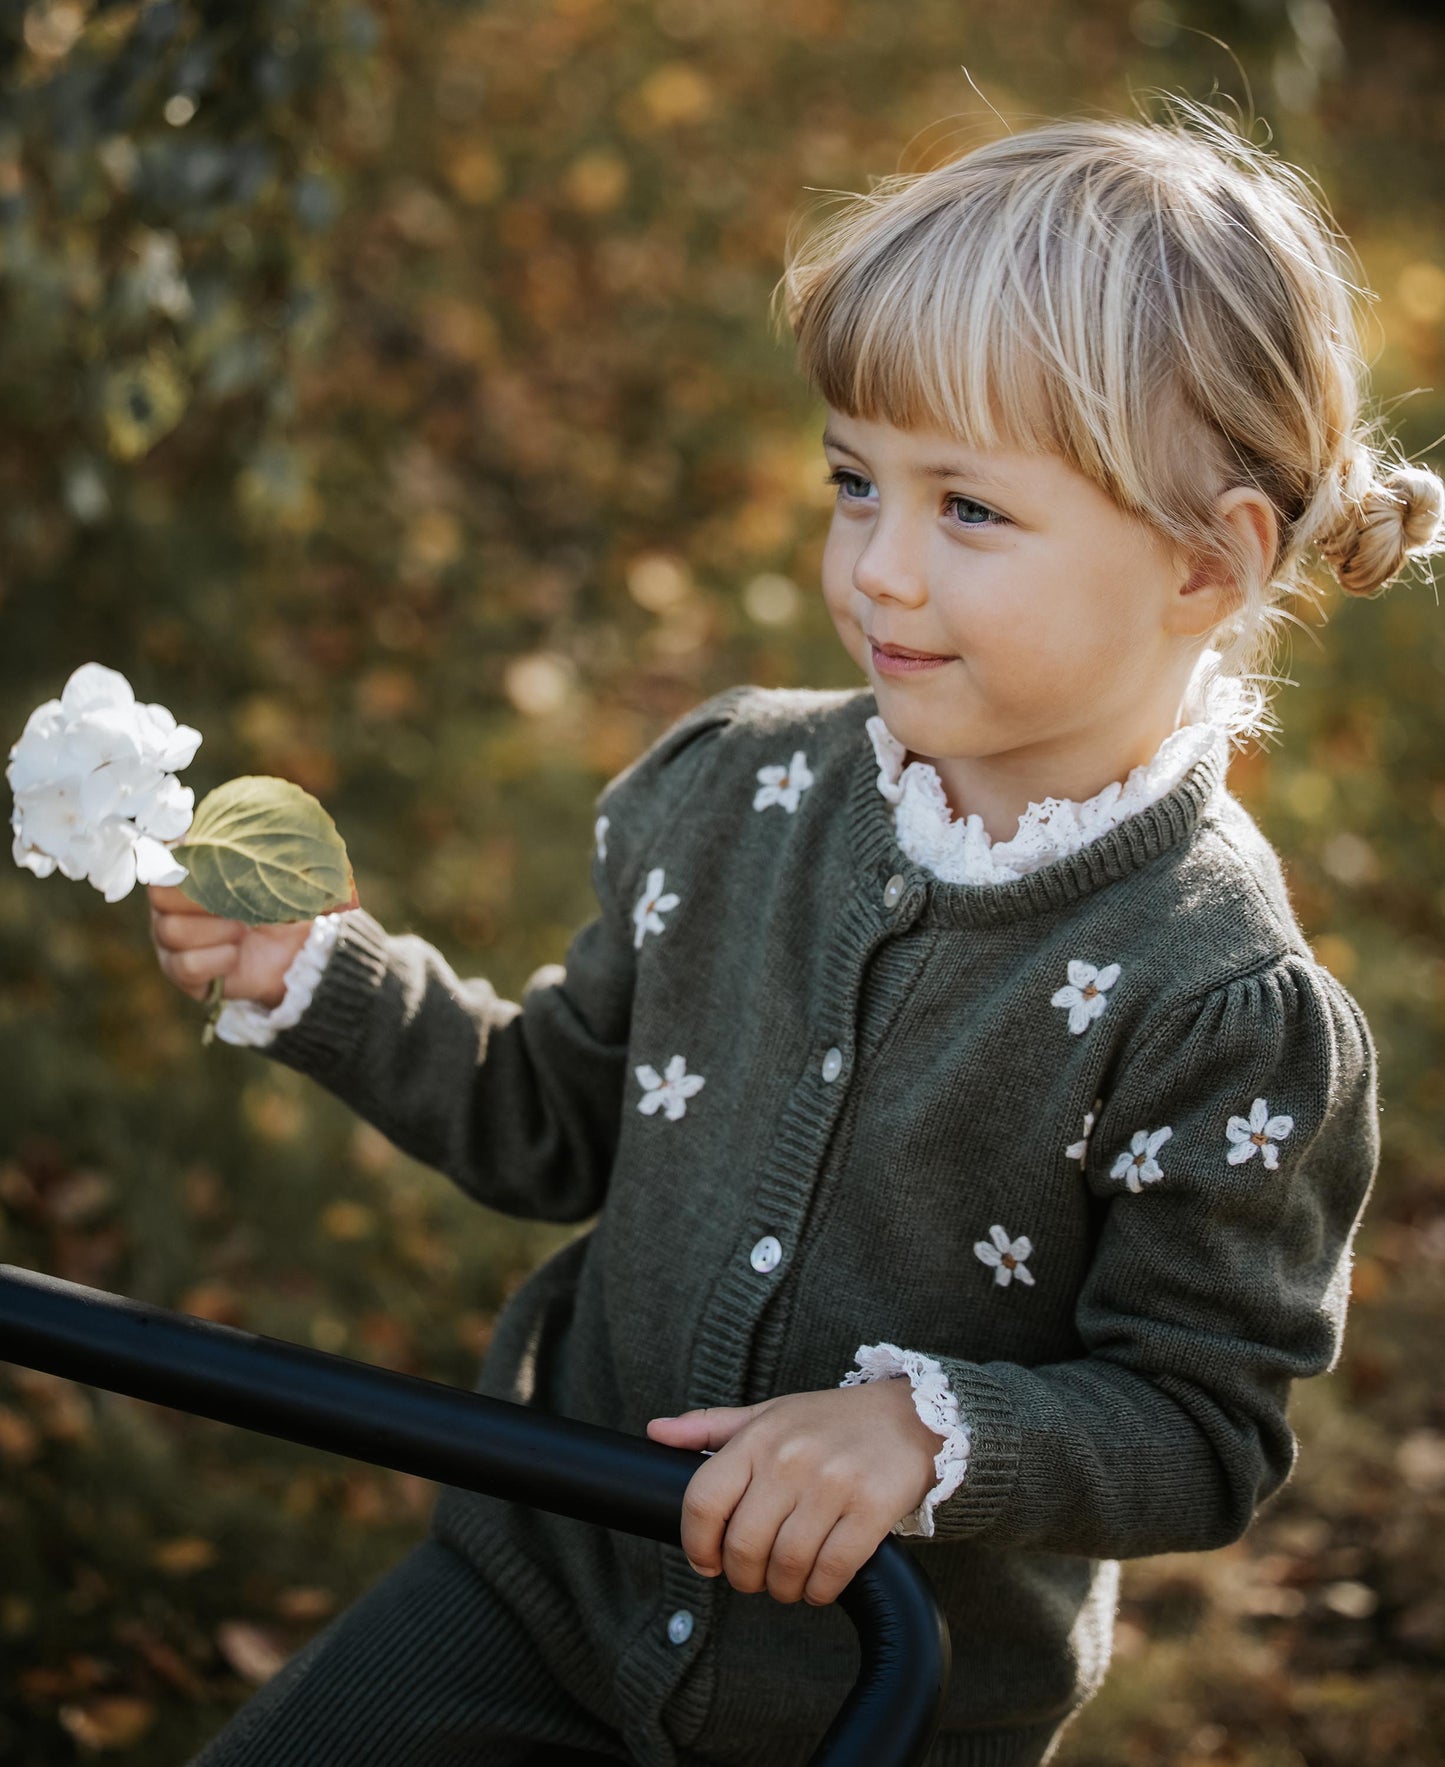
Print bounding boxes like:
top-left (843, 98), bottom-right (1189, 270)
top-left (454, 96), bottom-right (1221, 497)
top-left (2, 0), bottom-right (1444, 1762)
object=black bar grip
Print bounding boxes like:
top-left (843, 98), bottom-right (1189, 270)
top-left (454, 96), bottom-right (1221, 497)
top-left (0, 1264), bottom-right (950, 1765)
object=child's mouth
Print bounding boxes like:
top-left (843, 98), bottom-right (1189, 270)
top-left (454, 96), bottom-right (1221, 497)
top-left (870, 640), bottom-right (955, 675)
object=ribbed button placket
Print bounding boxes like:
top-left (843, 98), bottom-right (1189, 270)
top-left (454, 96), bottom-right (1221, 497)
top-left (685, 876), bottom-right (924, 1422)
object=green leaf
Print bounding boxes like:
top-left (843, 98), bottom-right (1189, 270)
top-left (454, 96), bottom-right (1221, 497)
top-left (171, 775), bottom-right (357, 926)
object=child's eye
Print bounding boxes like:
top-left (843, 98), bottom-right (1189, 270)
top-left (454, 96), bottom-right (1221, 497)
top-left (823, 468), bottom-right (1008, 529)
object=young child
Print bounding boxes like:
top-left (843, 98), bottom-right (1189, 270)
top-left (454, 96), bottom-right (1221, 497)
top-left (150, 102), bottom-right (1441, 1767)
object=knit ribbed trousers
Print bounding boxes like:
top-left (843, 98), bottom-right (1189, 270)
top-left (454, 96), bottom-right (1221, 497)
top-left (187, 1533), bottom-right (1068, 1767)
top-left (187, 1537), bottom-right (629, 1766)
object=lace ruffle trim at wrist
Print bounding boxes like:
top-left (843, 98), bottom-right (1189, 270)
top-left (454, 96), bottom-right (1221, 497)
top-left (212, 913), bottom-right (345, 1049)
top-left (840, 1342), bottom-right (971, 1539)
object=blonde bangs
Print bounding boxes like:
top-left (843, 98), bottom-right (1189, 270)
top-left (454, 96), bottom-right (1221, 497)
top-left (779, 191), bottom-right (1068, 466)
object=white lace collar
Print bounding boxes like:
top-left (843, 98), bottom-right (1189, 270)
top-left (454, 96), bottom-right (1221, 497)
top-left (867, 713), bottom-right (1228, 887)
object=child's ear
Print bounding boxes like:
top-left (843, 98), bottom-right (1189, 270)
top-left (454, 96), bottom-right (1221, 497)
top-left (1167, 486), bottom-right (1279, 638)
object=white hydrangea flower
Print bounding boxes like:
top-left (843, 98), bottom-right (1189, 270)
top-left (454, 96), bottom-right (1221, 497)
top-left (1226, 1097), bottom-right (1294, 1170)
top-left (632, 866), bottom-right (680, 949)
top-left (753, 749), bottom-right (814, 814)
top-left (1110, 1125), bottom-right (1173, 1193)
top-left (973, 1224), bottom-right (1035, 1288)
top-left (8, 663), bottom-right (201, 902)
top-left (1051, 959), bottom-right (1121, 1035)
top-left (635, 1054), bottom-right (705, 1121)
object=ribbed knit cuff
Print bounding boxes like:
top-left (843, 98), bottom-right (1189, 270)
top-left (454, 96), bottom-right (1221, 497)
top-left (919, 1362), bottom-right (1022, 1542)
top-left (263, 907), bottom-right (394, 1085)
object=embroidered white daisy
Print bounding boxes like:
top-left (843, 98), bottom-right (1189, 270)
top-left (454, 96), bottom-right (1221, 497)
top-left (632, 866), bottom-right (680, 949)
top-left (1225, 1098), bottom-right (1294, 1170)
top-left (1110, 1125), bottom-right (1173, 1193)
top-left (973, 1224), bottom-right (1035, 1288)
top-left (1065, 1099), bottom-right (1101, 1164)
top-left (1051, 960), bottom-right (1121, 1035)
top-left (594, 815), bottom-right (609, 861)
top-left (635, 1054), bottom-right (705, 1121)
top-left (753, 750), bottom-right (814, 814)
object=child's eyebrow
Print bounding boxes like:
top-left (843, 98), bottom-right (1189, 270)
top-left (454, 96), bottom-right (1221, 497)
top-left (821, 428), bottom-right (1013, 491)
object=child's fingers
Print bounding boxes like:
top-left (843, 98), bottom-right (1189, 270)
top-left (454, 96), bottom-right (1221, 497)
top-left (678, 1449), bottom-right (753, 1579)
top-left (161, 941), bottom-right (240, 1000)
top-left (762, 1497), bottom-right (840, 1605)
top-left (718, 1482), bottom-right (802, 1596)
top-left (152, 908), bottom-right (247, 950)
top-left (801, 1513), bottom-right (881, 1608)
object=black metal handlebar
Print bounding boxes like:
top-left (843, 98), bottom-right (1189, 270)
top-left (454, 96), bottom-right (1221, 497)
top-left (0, 1264), bottom-right (950, 1765)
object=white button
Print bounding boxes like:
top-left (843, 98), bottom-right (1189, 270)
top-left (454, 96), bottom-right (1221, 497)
top-left (749, 1235), bottom-right (782, 1274)
top-left (820, 1046), bottom-right (843, 1083)
top-left (667, 1608), bottom-right (694, 1645)
top-left (883, 873), bottom-right (905, 909)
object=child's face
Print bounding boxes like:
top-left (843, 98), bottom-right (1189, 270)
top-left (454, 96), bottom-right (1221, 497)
top-left (819, 409), bottom-right (1202, 793)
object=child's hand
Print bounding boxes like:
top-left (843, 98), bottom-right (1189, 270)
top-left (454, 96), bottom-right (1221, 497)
top-left (646, 1380), bottom-right (940, 1606)
top-left (147, 882), bottom-right (316, 1011)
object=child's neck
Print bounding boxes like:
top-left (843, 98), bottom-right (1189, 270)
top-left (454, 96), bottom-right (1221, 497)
top-left (910, 714), bottom-right (1191, 844)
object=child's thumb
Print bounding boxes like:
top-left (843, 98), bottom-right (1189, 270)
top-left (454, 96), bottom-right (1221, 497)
top-left (645, 1404), bottom-right (762, 1451)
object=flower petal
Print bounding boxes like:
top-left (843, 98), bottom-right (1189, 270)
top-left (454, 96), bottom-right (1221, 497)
top-left (1066, 959), bottom-right (1096, 989)
top-left (1011, 1264), bottom-right (1035, 1286)
top-left (1050, 985), bottom-right (1081, 1009)
top-left (1249, 1097), bottom-right (1270, 1132)
top-left (973, 1241), bottom-right (1001, 1266)
top-left (135, 702), bottom-right (201, 771)
top-left (635, 1065), bottom-right (662, 1090)
top-left (1226, 1140), bottom-right (1256, 1165)
top-left (60, 662), bottom-right (136, 717)
top-left (131, 776), bottom-right (194, 842)
top-left (133, 834), bottom-right (187, 886)
top-left (1265, 1115), bottom-right (1294, 1141)
top-left (989, 1223), bottom-right (1012, 1252)
top-left (1010, 1235), bottom-right (1032, 1262)
top-left (1094, 963), bottom-right (1121, 991)
top-left (88, 826), bottom-right (140, 902)
top-left (1225, 1117), bottom-right (1251, 1142)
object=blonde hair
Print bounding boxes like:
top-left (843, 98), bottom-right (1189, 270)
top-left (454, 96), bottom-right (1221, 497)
top-left (773, 96), bottom-right (1445, 738)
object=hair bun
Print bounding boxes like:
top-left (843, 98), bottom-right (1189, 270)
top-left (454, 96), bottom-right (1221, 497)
top-left (1321, 461), bottom-right (1445, 597)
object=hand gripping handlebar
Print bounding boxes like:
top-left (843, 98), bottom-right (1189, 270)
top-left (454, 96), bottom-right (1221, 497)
top-left (0, 1263), bottom-right (951, 1765)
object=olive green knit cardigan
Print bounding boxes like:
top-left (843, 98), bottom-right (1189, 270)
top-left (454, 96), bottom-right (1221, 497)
top-left (256, 684), bottom-right (1379, 1767)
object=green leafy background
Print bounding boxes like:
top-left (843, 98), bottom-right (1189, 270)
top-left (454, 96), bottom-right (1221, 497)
top-left (1, 2), bottom-right (1442, 1761)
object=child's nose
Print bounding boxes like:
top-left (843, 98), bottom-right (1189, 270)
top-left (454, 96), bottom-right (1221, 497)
top-left (851, 521), bottom-right (929, 608)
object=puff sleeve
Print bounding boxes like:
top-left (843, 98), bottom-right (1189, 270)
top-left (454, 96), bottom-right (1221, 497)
top-left (240, 687), bottom-right (748, 1224)
top-left (882, 953), bottom-right (1379, 1557)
